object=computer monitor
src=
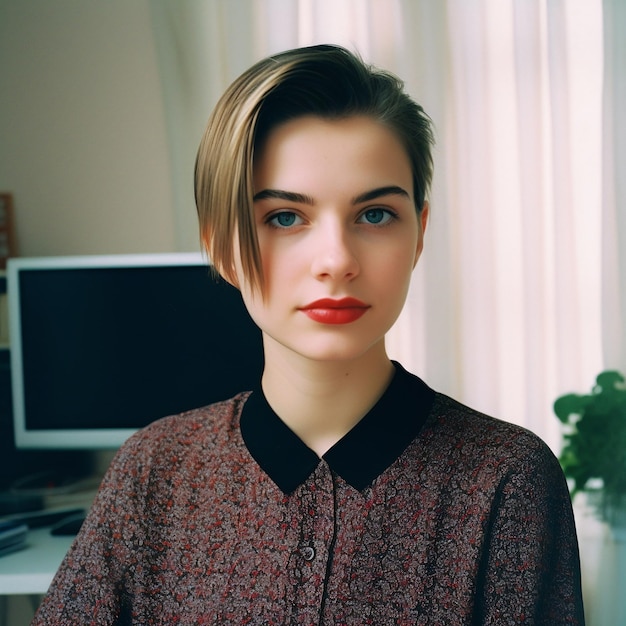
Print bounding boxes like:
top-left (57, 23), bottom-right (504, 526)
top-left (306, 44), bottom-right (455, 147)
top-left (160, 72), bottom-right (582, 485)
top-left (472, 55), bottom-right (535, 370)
top-left (7, 253), bottom-right (263, 450)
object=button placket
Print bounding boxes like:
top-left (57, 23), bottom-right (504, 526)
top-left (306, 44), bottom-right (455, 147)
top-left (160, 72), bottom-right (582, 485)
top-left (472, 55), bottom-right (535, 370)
top-left (288, 461), bottom-right (336, 623)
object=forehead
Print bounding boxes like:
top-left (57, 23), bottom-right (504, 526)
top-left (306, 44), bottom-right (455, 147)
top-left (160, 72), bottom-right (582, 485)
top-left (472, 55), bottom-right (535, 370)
top-left (253, 115), bottom-right (414, 199)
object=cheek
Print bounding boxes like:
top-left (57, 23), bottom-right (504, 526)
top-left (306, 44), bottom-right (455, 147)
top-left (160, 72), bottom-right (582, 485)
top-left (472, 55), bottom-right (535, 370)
top-left (258, 240), bottom-right (306, 291)
top-left (375, 257), bottom-right (417, 308)
top-left (239, 253), bottom-right (297, 321)
top-left (375, 237), bottom-right (419, 276)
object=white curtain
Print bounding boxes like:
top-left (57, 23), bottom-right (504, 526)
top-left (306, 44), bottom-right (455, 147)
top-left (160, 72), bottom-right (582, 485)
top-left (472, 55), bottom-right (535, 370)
top-left (399, 0), bottom-right (605, 452)
top-left (602, 0), bottom-right (626, 375)
top-left (148, 0), bottom-right (608, 453)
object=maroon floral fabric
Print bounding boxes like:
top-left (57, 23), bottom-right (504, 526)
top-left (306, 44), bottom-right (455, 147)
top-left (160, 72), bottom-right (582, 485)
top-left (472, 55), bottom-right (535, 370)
top-left (32, 390), bottom-right (584, 625)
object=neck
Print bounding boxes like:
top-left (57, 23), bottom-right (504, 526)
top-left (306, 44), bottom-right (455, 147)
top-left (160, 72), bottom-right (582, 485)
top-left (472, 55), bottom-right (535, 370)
top-left (260, 340), bottom-right (395, 457)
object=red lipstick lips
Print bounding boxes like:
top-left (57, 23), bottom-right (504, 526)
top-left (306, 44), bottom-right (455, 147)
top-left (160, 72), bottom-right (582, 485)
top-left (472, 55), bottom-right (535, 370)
top-left (299, 297), bottom-right (370, 325)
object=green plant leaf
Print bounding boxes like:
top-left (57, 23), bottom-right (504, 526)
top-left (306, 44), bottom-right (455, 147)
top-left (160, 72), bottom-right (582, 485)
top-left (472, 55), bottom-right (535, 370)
top-left (553, 393), bottom-right (589, 423)
top-left (554, 369), bottom-right (626, 503)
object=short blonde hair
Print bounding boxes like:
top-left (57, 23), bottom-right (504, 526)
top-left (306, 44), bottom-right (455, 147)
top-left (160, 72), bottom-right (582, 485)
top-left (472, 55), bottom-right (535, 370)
top-left (195, 44), bottom-right (434, 292)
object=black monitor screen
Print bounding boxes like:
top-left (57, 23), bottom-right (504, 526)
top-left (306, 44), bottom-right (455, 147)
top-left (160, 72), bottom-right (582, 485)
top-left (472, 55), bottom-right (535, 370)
top-left (9, 254), bottom-right (263, 449)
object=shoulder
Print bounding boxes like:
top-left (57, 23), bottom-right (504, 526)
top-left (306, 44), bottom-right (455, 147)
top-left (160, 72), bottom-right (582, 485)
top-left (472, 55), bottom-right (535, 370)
top-left (135, 391), bottom-right (250, 445)
top-left (392, 363), bottom-right (563, 485)
top-left (107, 391), bottom-right (252, 478)
top-left (430, 392), bottom-right (549, 450)
top-left (76, 393), bottom-right (254, 543)
top-left (416, 391), bottom-right (566, 492)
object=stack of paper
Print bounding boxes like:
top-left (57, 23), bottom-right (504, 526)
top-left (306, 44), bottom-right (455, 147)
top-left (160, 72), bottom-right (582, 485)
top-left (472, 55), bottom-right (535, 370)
top-left (0, 520), bottom-right (28, 557)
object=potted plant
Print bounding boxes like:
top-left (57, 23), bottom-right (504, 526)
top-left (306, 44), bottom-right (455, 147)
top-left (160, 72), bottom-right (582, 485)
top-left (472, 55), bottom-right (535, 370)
top-left (554, 370), bottom-right (626, 530)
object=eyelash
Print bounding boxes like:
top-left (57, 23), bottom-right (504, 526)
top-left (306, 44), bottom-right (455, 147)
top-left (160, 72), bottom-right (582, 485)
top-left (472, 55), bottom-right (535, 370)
top-left (264, 207), bottom-right (399, 230)
top-left (356, 207), bottom-right (398, 226)
top-left (265, 211), bottom-right (304, 229)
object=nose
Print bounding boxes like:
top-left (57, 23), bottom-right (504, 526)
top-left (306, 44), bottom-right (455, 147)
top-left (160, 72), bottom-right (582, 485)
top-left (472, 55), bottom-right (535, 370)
top-left (310, 221), bottom-right (360, 281)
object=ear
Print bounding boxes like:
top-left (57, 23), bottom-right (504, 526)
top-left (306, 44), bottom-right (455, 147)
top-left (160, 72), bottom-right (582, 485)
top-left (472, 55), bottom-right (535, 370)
top-left (420, 200), bottom-right (429, 234)
top-left (413, 201), bottom-right (429, 267)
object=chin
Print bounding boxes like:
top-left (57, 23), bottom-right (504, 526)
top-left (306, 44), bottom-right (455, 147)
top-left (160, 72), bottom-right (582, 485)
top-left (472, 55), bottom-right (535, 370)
top-left (288, 337), bottom-right (387, 364)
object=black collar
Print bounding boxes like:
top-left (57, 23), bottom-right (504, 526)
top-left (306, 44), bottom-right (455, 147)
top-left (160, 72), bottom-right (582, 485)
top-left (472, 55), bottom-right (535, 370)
top-left (240, 362), bottom-right (435, 494)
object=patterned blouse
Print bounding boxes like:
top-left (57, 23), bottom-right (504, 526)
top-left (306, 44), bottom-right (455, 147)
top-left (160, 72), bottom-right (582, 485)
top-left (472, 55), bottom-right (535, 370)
top-left (32, 363), bottom-right (585, 625)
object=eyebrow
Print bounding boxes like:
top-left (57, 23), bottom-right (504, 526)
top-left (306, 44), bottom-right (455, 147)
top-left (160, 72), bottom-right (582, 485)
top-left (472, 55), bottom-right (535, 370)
top-left (253, 189), bottom-right (315, 204)
top-left (253, 185), bottom-right (410, 205)
top-left (352, 185), bottom-right (410, 204)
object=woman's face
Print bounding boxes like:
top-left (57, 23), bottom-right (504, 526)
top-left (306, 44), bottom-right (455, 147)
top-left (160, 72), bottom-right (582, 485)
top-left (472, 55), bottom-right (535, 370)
top-left (234, 115), bottom-right (427, 365)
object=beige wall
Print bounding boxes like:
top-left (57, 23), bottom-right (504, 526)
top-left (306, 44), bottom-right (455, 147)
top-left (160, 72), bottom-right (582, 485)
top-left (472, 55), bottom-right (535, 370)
top-left (0, 0), bottom-right (179, 258)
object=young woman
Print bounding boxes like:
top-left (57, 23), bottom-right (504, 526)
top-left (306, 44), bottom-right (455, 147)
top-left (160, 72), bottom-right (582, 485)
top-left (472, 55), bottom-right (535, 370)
top-left (33, 45), bottom-right (585, 625)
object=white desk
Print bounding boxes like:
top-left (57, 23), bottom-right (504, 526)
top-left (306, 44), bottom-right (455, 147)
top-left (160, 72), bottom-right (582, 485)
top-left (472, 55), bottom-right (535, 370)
top-left (0, 528), bottom-right (73, 595)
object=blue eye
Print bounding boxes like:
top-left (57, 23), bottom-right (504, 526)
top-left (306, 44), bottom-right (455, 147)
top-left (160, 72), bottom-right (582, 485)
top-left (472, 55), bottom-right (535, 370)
top-left (267, 211), bottom-right (303, 228)
top-left (358, 208), bottom-right (395, 225)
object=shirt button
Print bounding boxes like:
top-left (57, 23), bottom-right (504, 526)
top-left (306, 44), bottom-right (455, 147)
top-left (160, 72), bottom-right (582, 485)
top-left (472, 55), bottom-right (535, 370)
top-left (300, 545), bottom-right (316, 561)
